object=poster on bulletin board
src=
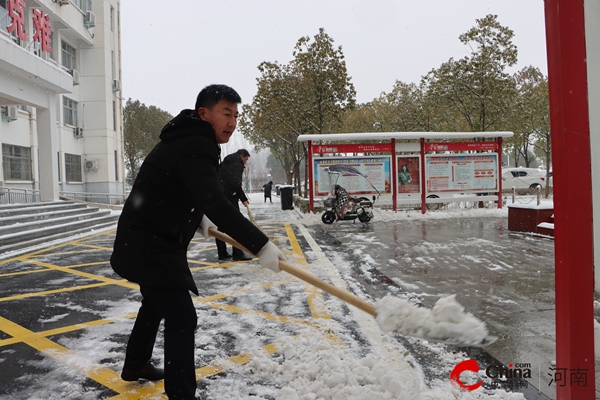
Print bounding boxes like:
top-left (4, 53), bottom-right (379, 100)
top-left (425, 154), bottom-right (498, 192)
top-left (397, 156), bottom-right (421, 194)
top-left (313, 157), bottom-right (391, 196)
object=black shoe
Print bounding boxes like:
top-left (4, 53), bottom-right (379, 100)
top-left (232, 254), bottom-right (254, 261)
top-left (121, 362), bottom-right (164, 382)
top-left (218, 253), bottom-right (232, 261)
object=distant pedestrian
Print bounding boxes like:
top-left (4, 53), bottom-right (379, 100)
top-left (216, 149), bottom-right (253, 261)
top-left (263, 180), bottom-right (273, 203)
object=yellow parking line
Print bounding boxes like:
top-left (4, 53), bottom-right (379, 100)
top-left (0, 312), bottom-right (138, 348)
top-left (195, 278), bottom-right (296, 304)
top-left (27, 248), bottom-right (102, 257)
top-left (284, 223), bottom-right (332, 321)
top-left (206, 302), bottom-right (317, 328)
top-left (0, 261), bottom-right (108, 278)
top-left (0, 267), bottom-right (47, 278)
top-left (74, 243), bottom-right (115, 251)
top-left (0, 230), bottom-right (117, 265)
top-left (20, 259), bottom-right (138, 288)
top-left (0, 221), bottom-right (344, 398)
top-left (0, 315), bottom-right (136, 395)
top-left (105, 342), bottom-right (281, 400)
top-left (0, 282), bottom-right (115, 303)
top-left (65, 261), bottom-right (109, 268)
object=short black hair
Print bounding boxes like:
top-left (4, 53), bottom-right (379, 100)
top-left (236, 149), bottom-right (250, 157)
top-left (195, 84), bottom-right (242, 111)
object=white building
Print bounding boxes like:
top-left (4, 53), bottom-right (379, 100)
top-left (0, 0), bottom-right (124, 201)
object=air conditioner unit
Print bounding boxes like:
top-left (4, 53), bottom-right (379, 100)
top-left (58, 0), bottom-right (70, 5)
top-left (112, 79), bottom-right (121, 92)
top-left (85, 160), bottom-right (98, 171)
top-left (1, 106), bottom-right (18, 122)
top-left (7, 106), bottom-right (18, 121)
top-left (84, 11), bottom-right (96, 28)
top-left (72, 69), bottom-right (80, 85)
top-left (74, 127), bottom-right (83, 138)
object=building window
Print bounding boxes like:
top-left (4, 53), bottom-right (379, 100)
top-left (57, 152), bottom-right (61, 182)
top-left (110, 6), bottom-right (114, 31)
top-left (113, 100), bottom-right (117, 130)
top-left (114, 150), bottom-right (118, 181)
top-left (61, 40), bottom-right (76, 71)
top-left (0, 0), bottom-right (8, 32)
top-left (2, 144), bottom-right (32, 181)
top-left (63, 97), bottom-right (78, 126)
top-left (73, 0), bottom-right (92, 13)
top-left (65, 153), bottom-right (82, 182)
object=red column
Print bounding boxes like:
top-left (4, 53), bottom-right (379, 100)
top-left (497, 137), bottom-right (502, 208)
top-left (544, 0), bottom-right (596, 398)
top-left (420, 138), bottom-right (426, 214)
top-left (307, 141), bottom-right (314, 213)
top-left (391, 139), bottom-right (397, 211)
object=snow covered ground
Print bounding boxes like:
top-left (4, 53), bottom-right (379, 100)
top-left (0, 192), bottom-right (568, 399)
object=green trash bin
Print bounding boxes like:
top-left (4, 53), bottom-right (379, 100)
top-left (279, 185), bottom-right (294, 210)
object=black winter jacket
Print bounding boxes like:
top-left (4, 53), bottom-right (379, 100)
top-left (219, 153), bottom-right (248, 203)
top-left (263, 181), bottom-right (273, 196)
top-left (110, 110), bottom-right (269, 294)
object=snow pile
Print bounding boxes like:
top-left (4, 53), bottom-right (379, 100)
top-left (299, 203), bottom-right (509, 225)
top-left (237, 335), bottom-right (422, 400)
top-left (375, 294), bottom-right (491, 346)
top-left (216, 333), bottom-right (524, 400)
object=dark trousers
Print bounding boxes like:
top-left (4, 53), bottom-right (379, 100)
top-left (124, 286), bottom-right (198, 399)
top-left (215, 196), bottom-right (244, 258)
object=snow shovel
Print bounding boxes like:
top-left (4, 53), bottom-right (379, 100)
top-left (245, 204), bottom-right (258, 226)
top-left (207, 227), bottom-right (497, 347)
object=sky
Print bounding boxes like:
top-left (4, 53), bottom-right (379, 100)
top-left (120, 0), bottom-right (548, 117)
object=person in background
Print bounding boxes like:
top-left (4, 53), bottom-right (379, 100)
top-left (263, 180), bottom-right (273, 203)
top-left (215, 149), bottom-right (253, 261)
top-left (110, 84), bottom-right (285, 400)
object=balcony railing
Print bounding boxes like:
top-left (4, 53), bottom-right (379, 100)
top-left (0, 187), bottom-right (41, 204)
top-left (0, 186), bottom-right (127, 206)
top-left (59, 191), bottom-right (127, 206)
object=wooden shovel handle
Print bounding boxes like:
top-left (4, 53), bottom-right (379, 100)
top-left (207, 227), bottom-right (377, 317)
top-left (245, 204), bottom-right (257, 226)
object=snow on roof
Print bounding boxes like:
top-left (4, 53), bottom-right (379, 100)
top-left (298, 131), bottom-right (514, 142)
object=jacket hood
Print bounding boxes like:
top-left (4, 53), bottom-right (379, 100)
top-left (160, 109), bottom-right (216, 144)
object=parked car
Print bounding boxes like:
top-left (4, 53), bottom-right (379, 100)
top-left (502, 167), bottom-right (550, 189)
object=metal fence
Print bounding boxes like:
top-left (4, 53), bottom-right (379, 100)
top-left (0, 187), bottom-right (128, 206)
top-left (0, 187), bottom-right (41, 204)
top-left (59, 191), bottom-right (127, 206)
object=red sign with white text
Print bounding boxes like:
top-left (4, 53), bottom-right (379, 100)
top-left (313, 143), bottom-right (392, 154)
top-left (425, 142), bottom-right (498, 152)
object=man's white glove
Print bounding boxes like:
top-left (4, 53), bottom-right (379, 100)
top-left (197, 215), bottom-right (217, 239)
top-left (258, 241), bottom-right (285, 273)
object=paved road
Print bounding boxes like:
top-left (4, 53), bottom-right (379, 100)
top-left (0, 194), bottom-right (597, 399)
top-left (312, 214), bottom-right (556, 398)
